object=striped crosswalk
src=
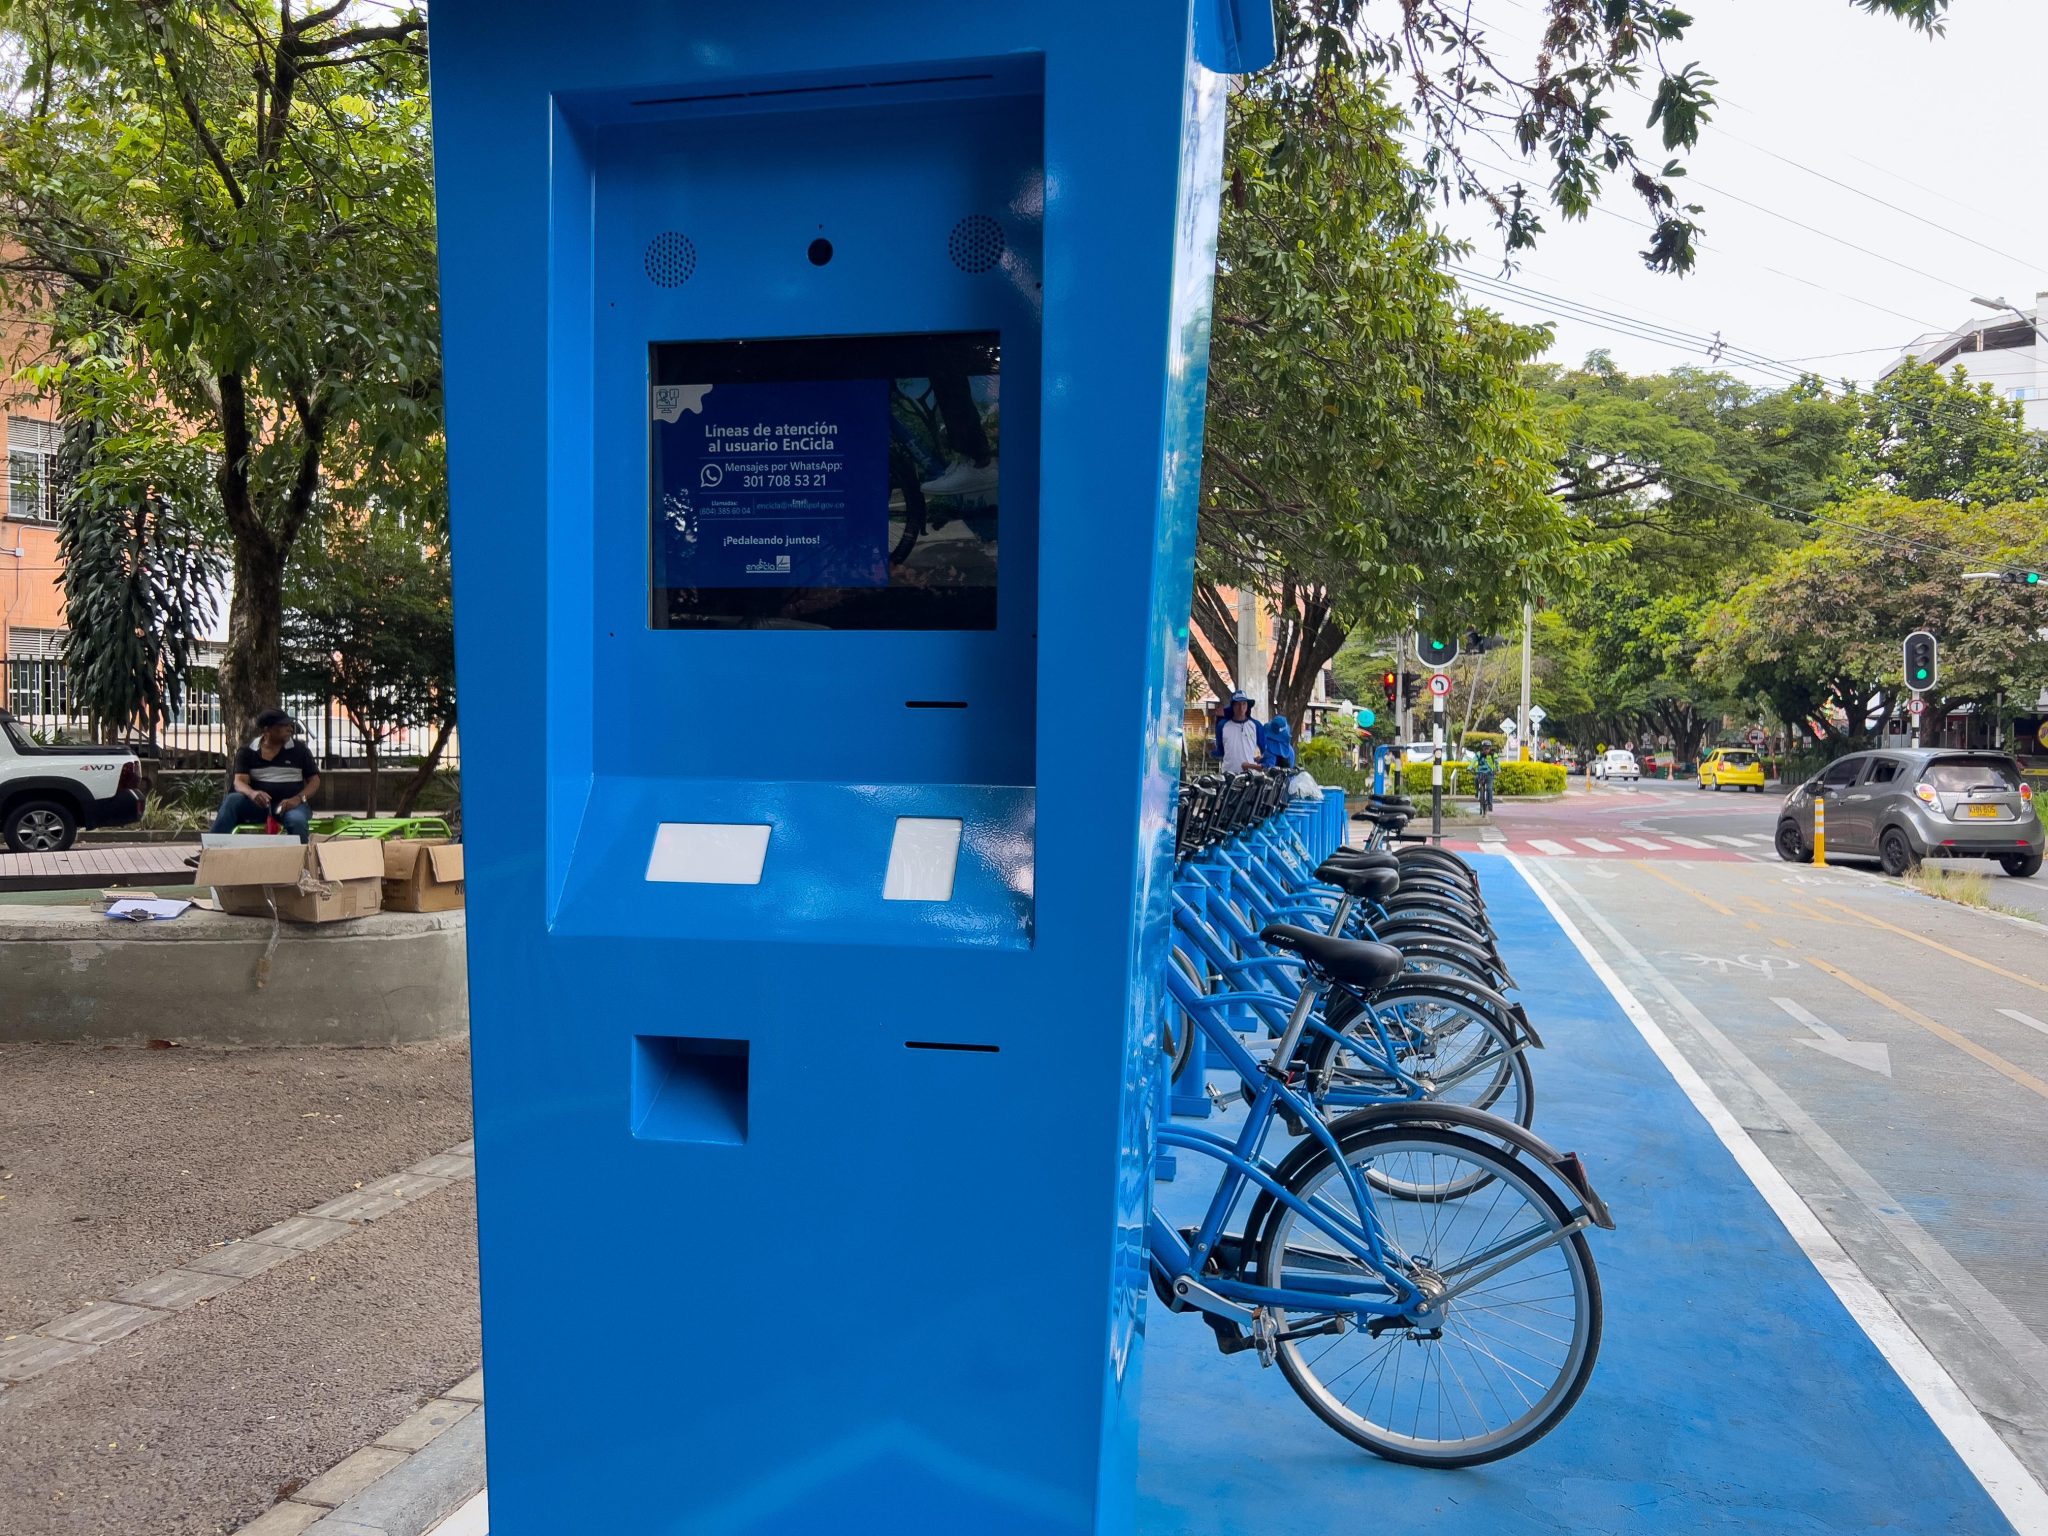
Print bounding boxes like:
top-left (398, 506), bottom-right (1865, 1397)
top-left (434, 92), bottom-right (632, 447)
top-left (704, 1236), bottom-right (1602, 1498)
top-left (1450, 829), bottom-right (1773, 861)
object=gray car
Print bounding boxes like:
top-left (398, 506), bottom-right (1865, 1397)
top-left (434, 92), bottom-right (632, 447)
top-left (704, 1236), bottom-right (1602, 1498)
top-left (1775, 749), bottom-right (2043, 877)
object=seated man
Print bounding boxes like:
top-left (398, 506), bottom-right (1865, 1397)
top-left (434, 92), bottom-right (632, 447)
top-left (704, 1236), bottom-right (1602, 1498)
top-left (210, 709), bottom-right (321, 841)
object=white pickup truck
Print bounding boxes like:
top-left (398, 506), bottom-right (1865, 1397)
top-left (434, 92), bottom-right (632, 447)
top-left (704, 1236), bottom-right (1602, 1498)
top-left (0, 707), bottom-right (144, 852)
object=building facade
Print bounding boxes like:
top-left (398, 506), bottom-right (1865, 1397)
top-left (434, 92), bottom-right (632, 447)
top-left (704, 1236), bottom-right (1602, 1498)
top-left (1883, 290), bottom-right (2048, 430)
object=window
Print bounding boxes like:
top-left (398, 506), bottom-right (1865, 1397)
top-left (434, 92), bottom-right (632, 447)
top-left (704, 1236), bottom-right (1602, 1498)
top-left (2011, 386), bottom-right (2041, 403)
top-left (6, 417), bottom-right (59, 523)
top-left (1867, 759), bottom-right (1900, 784)
top-left (4, 629), bottom-right (74, 720)
top-left (1923, 758), bottom-right (2018, 792)
top-left (1819, 757), bottom-right (1864, 789)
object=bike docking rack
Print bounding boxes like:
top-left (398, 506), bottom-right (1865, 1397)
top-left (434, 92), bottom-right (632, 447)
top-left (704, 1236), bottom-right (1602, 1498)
top-left (1147, 767), bottom-right (1613, 1466)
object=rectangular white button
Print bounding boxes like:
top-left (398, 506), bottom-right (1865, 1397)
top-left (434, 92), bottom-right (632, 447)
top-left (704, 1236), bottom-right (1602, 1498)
top-left (883, 817), bottom-right (962, 902)
top-left (646, 823), bottom-right (771, 885)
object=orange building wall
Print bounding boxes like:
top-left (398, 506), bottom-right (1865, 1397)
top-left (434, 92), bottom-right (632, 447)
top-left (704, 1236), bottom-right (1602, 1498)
top-left (0, 295), bottom-right (66, 659)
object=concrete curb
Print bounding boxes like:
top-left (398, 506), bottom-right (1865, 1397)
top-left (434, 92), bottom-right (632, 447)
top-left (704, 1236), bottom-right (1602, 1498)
top-left (235, 1371), bottom-right (486, 1536)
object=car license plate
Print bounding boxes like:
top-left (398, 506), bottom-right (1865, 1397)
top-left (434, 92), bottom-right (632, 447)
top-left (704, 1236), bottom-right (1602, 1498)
top-left (1965, 804), bottom-right (2001, 818)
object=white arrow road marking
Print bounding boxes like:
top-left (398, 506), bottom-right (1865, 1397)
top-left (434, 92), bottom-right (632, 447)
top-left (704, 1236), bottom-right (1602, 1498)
top-left (1662, 834), bottom-right (1713, 849)
top-left (1774, 996), bottom-right (1893, 1076)
top-left (1620, 836), bottom-right (1669, 850)
top-left (1996, 1008), bottom-right (2048, 1040)
top-left (1528, 839), bottom-right (1575, 857)
top-left (1576, 838), bottom-right (1625, 852)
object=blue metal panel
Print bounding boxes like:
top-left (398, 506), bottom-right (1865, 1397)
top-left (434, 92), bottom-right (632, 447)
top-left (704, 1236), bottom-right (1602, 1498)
top-left (429, 4), bottom-right (1268, 1530)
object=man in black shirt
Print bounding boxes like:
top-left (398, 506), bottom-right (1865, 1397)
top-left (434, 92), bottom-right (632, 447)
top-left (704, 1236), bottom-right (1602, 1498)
top-left (210, 708), bottom-right (322, 840)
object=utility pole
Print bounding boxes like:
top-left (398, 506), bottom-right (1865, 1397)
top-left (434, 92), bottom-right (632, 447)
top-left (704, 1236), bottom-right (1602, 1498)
top-left (1517, 598), bottom-right (1533, 763)
top-left (1235, 588), bottom-right (1263, 714)
top-left (1393, 636), bottom-right (1406, 754)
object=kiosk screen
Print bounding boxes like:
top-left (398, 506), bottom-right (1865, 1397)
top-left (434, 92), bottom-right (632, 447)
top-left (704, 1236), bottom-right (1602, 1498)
top-left (651, 332), bottom-right (1001, 630)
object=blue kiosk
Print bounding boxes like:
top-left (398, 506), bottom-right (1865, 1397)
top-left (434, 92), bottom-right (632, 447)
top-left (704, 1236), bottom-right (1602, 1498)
top-left (429, 3), bottom-right (1273, 1529)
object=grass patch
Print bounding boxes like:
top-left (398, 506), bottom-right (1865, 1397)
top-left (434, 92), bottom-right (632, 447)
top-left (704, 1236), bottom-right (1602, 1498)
top-left (1904, 863), bottom-right (2038, 921)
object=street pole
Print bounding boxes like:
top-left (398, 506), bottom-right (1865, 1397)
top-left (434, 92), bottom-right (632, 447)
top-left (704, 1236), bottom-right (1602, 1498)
top-left (1518, 598), bottom-right (1533, 763)
top-left (1236, 588), bottom-right (1262, 715)
top-left (1393, 636), bottom-right (1406, 755)
top-left (1431, 691), bottom-right (1445, 843)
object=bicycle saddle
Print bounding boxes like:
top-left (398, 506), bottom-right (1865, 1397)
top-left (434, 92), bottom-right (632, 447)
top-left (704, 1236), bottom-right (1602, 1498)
top-left (1259, 924), bottom-right (1405, 991)
top-left (1322, 848), bottom-right (1398, 868)
top-left (1315, 864), bottom-right (1400, 902)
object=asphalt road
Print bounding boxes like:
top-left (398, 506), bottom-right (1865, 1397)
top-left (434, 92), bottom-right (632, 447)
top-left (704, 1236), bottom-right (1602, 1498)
top-left (1517, 844), bottom-right (2048, 1493)
top-left (0, 1041), bottom-right (479, 1535)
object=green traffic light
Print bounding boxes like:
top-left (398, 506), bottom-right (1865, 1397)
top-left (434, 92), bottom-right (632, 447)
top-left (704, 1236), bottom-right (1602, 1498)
top-left (1915, 668), bottom-right (1929, 680)
top-left (2029, 571), bottom-right (2041, 586)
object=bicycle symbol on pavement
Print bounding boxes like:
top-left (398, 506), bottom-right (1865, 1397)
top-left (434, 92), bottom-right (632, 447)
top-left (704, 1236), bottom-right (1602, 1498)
top-left (1663, 951), bottom-right (1801, 977)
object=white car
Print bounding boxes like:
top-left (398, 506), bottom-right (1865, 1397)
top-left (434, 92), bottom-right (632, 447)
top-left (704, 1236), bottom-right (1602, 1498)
top-left (1591, 749), bottom-right (1640, 782)
top-left (0, 707), bottom-right (143, 851)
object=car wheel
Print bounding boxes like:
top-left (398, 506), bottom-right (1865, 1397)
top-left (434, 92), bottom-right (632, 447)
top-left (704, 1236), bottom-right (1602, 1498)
top-left (1712, 780), bottom-right (1722, 792)
top-left (3, 798), bottom-right (79, 853)
top-left (1775, 821), bottom-right (1807, 863)
top-left (2000, 853), bottom-right (2043, 879)
top-left (1880, 829), bottom-right (1919, 878)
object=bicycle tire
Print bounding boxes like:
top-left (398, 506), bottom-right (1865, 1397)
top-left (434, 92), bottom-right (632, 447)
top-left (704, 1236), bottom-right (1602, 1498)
top-left (1254, 1125), bottom-right (1602, 1467)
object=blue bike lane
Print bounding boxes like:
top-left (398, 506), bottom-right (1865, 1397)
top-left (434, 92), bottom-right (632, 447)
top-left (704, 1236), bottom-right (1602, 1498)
top-left (1137, 854), bottom-right (2037, 1535)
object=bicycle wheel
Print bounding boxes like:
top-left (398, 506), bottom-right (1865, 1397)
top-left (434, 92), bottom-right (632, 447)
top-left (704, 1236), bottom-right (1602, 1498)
top-left (1163, 948), bottom-right (1203, 1081)
top-left (1256, 1126), bottom-right (1601, 1467)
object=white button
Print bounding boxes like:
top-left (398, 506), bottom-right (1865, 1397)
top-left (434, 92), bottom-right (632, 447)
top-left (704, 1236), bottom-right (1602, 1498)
top-left (645, 823), bottom-right (771, 884)
top-left (883, 818), bottom-right (962, 902)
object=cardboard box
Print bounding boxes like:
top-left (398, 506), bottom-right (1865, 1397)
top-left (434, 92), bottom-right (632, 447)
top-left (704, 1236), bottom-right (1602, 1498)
top-left (381, 839), bottom-right (466, 913)
top-left (192, 838), bottom-right (386, 924)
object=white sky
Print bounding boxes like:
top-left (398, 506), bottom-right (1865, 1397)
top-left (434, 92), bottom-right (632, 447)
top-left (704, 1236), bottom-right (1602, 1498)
top-left (1425, 0), bottom-right (2048, 390)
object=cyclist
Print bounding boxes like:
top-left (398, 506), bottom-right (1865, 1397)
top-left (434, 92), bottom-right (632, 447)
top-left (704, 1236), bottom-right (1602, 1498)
top-left (1473, 744), bottom-right (1498, 814)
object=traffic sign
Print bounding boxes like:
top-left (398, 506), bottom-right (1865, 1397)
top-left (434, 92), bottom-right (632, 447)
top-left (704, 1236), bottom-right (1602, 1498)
top-left (1499, 717), bottom-right (1518, 736)
top-left (1747, 727), bottom-right (1765, 747)
top-left (1354, 707), bottom-right (1376, 729)
top-left (1909, 696), bottom-right (1927, 717)
top-left (1528, 704), bottom-right (1547, 725)
top-left (1427, 673), bottom-right (1452, 699)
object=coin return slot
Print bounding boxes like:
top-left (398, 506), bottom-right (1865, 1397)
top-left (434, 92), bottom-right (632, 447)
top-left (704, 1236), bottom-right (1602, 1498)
top-left (905, 1041), bottom-right (1000, 1053)
top-left (883, 817), bottom-right (962, 902)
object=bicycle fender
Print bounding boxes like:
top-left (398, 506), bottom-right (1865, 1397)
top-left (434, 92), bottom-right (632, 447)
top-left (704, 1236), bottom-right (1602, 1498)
top-left (1371, 977), bottom-right (1540, 1049)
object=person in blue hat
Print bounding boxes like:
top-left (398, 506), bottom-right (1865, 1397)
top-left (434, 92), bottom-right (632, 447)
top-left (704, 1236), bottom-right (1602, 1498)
top-left (1259, 709), bottom-right (1295, 771)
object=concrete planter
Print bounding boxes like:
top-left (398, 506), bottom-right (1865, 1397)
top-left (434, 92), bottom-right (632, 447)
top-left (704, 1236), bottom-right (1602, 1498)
top-left (0, 907), bottom-right (469, 1046)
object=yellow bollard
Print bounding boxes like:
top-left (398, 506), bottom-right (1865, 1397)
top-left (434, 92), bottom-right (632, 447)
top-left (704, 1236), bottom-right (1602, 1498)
top-left (1813, 792), bottom-right (1826, 866)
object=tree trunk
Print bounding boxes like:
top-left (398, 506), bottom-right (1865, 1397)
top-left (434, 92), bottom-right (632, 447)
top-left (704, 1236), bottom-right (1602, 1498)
top-left (394, 716), bottom-right (455, 816)
top-left (364, 737), bottom-right (380, 819)
top-left (215, 536), bottom-right (285, 771)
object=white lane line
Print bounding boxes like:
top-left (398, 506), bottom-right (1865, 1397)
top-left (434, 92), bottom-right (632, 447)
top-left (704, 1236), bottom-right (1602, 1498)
top-left (1620, 836), bottom-right (1669, 851)
top-left (1576, 838), bottom-right (1625, 852)
top-left (1513, 854), bottom-right (2048, 1533)
top-left (1528, 839), bottom-right (1575, 857)
top-left (1998, 1008), bottom-right (2048, 1040)
top-left (1740, 833), bottom-right (1774, 844)
top-left (1663, 834), bottom-right (1714, 849)
top-left (1705, 835), bottom-right (1751, 847)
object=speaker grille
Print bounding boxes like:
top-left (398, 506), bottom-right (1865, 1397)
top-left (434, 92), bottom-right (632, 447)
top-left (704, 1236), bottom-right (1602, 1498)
top-left (644, 232), bottom-right (697, 288)
top-left (947, 215), bottom-right (1005, 274)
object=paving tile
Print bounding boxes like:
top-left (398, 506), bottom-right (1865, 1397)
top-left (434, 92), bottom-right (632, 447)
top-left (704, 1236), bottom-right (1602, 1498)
top-left (443, 1367), bottom-right (484, 1403)
top-left (374, 1396), bottom-right (477, 1452)
top-left (184, 1240), bottom-right (298, 1279)
top-left (305, 1172), bottom-right (450, 1224)
top-left (231, 1499), bottom-right (325, 1535)
top-left (407, 1152), bottom-right (476, 1180)
top-left (44, 1301), bottom-right (158, 1345)
top-left (0, 1333), bottom-right (98, 1381)
top-left (294, 1446), bottom-right (410, 1509)
top-left (113, 1267), bottom-right (244, 1311)
top-left (445, 1139), bottom-right (475, 1156)
top-left (248, 1215), bottom-right (354, 1251)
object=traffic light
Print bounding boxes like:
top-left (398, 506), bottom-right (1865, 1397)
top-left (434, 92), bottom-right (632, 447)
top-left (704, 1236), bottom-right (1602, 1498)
top-left (1417, 631), bottom-right (1460, 668)
top-left (1904, 630), bottom-right (1938, 692)
top-left (1381, 670), bottom-right (1397, 705)
top-left (2006, 571), bottom-right (2043, 586)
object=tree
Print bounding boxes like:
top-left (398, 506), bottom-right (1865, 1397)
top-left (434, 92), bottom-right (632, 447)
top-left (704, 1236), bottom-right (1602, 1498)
top-left (42, 334), bottom-right (225, 741)
top-left (1703, 495), bottom-right (2048, 748)
top-left (281, 517), bottom-right (453, 817)
top-left (0, 1), bottom-right (441, 750)
top-left (1839, 359), bottom-right (2048, 506)
top-left (1273, 1), bottom-right (1951, 273)
top-left (1192, 77), bottom-right (1575, 732)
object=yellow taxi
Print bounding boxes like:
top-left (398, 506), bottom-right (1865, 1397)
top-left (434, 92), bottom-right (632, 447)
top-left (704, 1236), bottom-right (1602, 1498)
top-left (1698, 747), bottom-right (1767, 792)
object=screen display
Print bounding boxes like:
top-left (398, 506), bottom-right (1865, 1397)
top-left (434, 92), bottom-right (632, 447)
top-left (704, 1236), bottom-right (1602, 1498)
top-left (650, 332), bottom-right (1001, 630)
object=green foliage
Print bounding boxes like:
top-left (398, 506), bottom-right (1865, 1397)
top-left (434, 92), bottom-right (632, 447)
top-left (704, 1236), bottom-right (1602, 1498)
top-left (1495, 762), bottom-right (1567, 796)
top-left (46, 336), bottom-right (225, 736)
top-left (281, 519), bottom-right (453, 815)
top-left (1702, 495), bottom-right (2048, 746)
top-left (1192, 76), bottom-right (1575, 728)
top-left (1273, 1), bottom-right (1949, 274)
top-left (0, 2), bottom-right (440, 743)
top-left (1839, 360), bottom-right (2048, 506)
